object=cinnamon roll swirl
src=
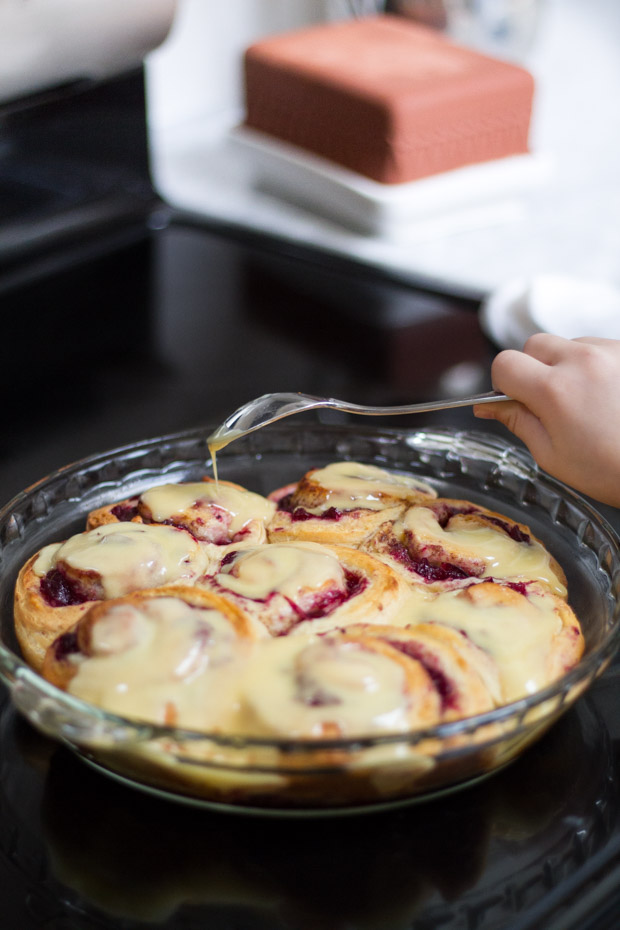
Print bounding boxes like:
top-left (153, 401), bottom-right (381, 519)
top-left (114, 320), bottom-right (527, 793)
top-left (391, 580), bottom-right (584, 703)
top-left (87, 478), bottom-right (276, 562)
top-left (363, 498), bottom-right (567, 597)
top-left (42, 587), bottom-right (264, 730)
top-left (236, 630), bottom-right (443, 741)
top-left (14, 522), bottom-right (209, 671)
top-left (344, 622), bottom-right (503, 719)
top-left (201, 541), bottom-right (409, 636)
top-left (267, 461), bottom-right (436, 546)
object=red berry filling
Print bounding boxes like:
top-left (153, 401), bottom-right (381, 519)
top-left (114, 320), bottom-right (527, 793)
top-left (388, 538), bottom-right (471, 583)
top-left (110, 498), bottom-right (140, 521)
top-left (431, 502), bottom-right (531, 544)
top-left (277, 494), bottom-right (344, 522)
top-left (52, 629), bottom-right (81, 659)
top-left (293, 570), bottom-right (367, 621)
top-left (482, 515), bottom-right (531, 544)
top-left (40, 568), bottom-right (99, 608)
top-left (296, 670), bottom-right (341, 707)
top-left (386, 638), bottom-right (458, 711)
top-left (502, 580), bottom-right (528, 595)
top-left (433, 503), bottom-right (476, 528)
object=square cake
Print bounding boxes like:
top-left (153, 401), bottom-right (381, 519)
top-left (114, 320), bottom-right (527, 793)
top-left (243, 15), bottom-right (535, 185)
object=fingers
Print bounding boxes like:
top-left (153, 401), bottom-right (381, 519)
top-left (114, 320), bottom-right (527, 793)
top-left (521, 333), bottom-right (573, 364)
top-left (473, 400), bottom-right (552, 465)
top-left (489, 350), bottom-right (551, 413)
top-left (571, 336), bottom-right (616, 346)
top-left (489, 334), bottom-right (585, 412)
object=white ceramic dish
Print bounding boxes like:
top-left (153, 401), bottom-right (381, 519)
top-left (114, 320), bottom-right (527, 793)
top-left (229, 126), bottom-right (550, 238)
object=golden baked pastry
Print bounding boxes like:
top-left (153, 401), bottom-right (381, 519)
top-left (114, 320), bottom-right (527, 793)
top-left (86, 478), bottom-right (275, 561)
top-left (391, 580), bottom-right (584, 703)
top-left (15, 457), bottom-right (585, 808)
top-left (42, 587), bottom-right (264, 730)
top-left (362, 498), bottom-right (568, 597)
top-left (200, 540), bottom-right (410, 636)
top-left (236, 630), bottom-right (445, 741)
top-left (267, 461), bottom-right (436, 546)
top-left (15, 522), bottom-right (209, 671)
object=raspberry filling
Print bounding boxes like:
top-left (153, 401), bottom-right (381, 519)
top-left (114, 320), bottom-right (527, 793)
top-left (277, 494), bottom-right (344, 522)
top-left (214, 561), bottom-right (367, 627)
top-left (502, 580), bottom-right (528, 595)
top-left (40, 568), bottom-right (99, 608)
top-left (388, 539), bottom-right (471, 583)
top-left (52, 629), bottom-right (81, 660)
top-left (386, 638), bottom-right (458, 711)
top-left (110, 498), bottom-right (140, 522)
top-left (219, 551), bottom-right (238, 569)
top-left (138, 502), bottom-right (251, 546)
top-left (293, 569), bottom-right (367, 621)
top-left (432, 503), bottom-right (531, 544)
top-left (296, 670), bottom-right (341, 707)
top-left (482, 515), bottom-right (531, 544)
top-left (434, 503), bottom-right (476, 527)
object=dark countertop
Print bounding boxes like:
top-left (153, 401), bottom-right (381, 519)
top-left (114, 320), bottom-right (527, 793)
top-left (0, 211), bottom-right (495, 503)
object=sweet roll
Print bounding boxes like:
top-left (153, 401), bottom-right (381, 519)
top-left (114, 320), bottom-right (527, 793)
top-left (86, 478), bottom-right (276, 564)
top-left (267, 461), bottom-right (436, 547)
top-left (391, 580), bottom-right (584, 703)
top-left (42, 586), bottom-right (264, 731)
top-left (201, 540), bottom-right (410, 636)
top-left (14, 522), bottom-right (209, 671)
top-left (362, 498), bottom-right (568, 596)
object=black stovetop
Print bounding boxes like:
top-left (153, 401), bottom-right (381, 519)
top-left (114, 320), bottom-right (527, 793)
top-left (2, 648), bottom-right (620, 930)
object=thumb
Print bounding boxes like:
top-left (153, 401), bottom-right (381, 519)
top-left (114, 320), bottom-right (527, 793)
top-left (473, 400), bottom-right (551, 464)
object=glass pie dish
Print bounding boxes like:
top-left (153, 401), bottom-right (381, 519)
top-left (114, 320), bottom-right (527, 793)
top-left (0, 424), bottom-right (619, 815)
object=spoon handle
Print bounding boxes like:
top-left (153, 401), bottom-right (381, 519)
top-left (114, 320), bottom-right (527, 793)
top-left (324, 390), bottom-right (509, 417)
top-left (208, 390), bottom-right (510, 453)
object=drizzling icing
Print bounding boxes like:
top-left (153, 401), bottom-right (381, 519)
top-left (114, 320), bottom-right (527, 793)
top-left (207, 431), bottom-right (244, 486)
top-left (34, 523), bottom-right (208, 598)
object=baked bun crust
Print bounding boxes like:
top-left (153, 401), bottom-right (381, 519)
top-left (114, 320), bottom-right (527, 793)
top-left (267, 461), bottom-right (436, 547)
top-left (42, 586), bottom-right (264, 731)
top-left (15, 522), bottom-right (209, 671)
top-left (392, 580), bottom-right (584, 703)
top-left (237, 630), bottom-right (444, 741)
top-left (362, 498), bottom-right (568, 597)
top-left (201, 541), bottom-right (410, 636)
top-left (15, 552), bottom-right (94, 673)
top-left (86, 478), bottom-right (275, 562)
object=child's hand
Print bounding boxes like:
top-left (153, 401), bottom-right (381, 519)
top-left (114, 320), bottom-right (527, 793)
top-left (474, 335), bottom-right (620, 506)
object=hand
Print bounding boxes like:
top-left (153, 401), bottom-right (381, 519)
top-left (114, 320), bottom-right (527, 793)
top-left (474, 334), bottom-right (620, 506)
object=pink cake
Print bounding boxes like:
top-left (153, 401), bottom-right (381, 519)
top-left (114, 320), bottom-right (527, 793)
top-left (243, 15), bottom-right (535, 185)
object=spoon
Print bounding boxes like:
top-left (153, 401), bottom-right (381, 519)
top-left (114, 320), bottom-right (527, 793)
top-left (207, 390), bottom-right (509, 453)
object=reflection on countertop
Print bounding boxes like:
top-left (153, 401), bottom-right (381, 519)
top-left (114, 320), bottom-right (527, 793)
top-left (1, 677), bottom-right (617, 930)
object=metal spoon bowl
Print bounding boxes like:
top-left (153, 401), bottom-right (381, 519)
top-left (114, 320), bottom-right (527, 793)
top-left (207, 390), bottom-right (509, 451)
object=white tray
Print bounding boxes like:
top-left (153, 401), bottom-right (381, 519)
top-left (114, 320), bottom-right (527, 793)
top-left (228, 126), bottom-right (550, 239)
